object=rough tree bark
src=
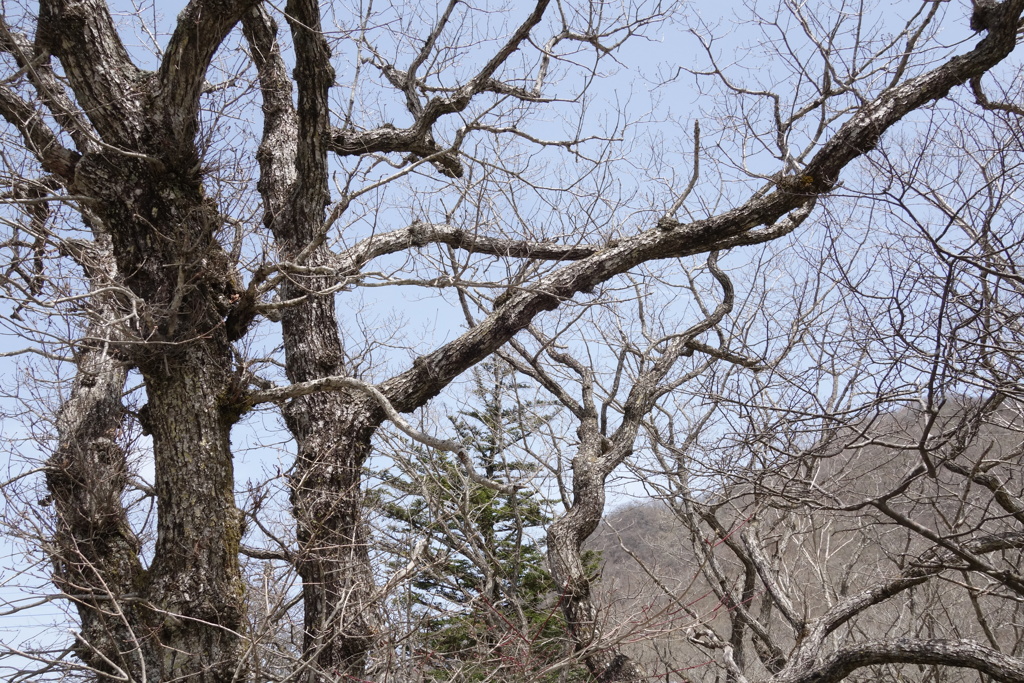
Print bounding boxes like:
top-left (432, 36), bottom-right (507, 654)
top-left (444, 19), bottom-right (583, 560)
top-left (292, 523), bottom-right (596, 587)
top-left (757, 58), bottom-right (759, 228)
top-left (46, 239), bottom-right (146, 679)
top-left (31, 0), bottom-right (259, 678)
top-left (1, 0), bottom-right (1023, 681)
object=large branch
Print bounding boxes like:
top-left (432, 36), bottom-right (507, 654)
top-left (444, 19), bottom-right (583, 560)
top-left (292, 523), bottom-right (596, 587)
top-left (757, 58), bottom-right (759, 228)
top-left (0, 18), bottom-right (98, 154)
top-left (329, 124), bottom-right (464, 178)
top-left (225, 5), bottom-right (299, 340)
top-left (775, 639), bottom-right (1024, 683)
top-left (228, 219), bottom-right (601, 331)
top-left (285, 0), bottom-right (332, 241)
top-left (241, 4), bottom-right (297, 220)
top-left (333, 220), bottom-right (599, 271)
top-left (741, 524), bottom-right (804, 636)
top-left (376, 4), bottom-right (1023, 415)
top-left (0, 83), bottom-right (80, 181)
top-left (378, 198), bottom-right (813, 413)
top-left (36, 0), bottom-right (146, 146)
top-left (157, 0), bottom-right (262, 155)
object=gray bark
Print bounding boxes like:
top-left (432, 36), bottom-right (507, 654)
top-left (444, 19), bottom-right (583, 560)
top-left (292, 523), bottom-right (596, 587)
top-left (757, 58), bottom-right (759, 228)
top-left (1, 1), bottom-right (1023, 681)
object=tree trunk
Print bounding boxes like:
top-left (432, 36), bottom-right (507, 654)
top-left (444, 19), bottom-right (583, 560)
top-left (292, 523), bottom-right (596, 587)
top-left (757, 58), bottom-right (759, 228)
top-left (547, 432), bottom-right (648, 683)
top-left (287, 399), bottom-right (381, 680)
top-left (265, 0), bottom-right (386, 670)
top-left (46, 209), bottom-right (247, 682)
top-left (273, 242), bottom-right (383, 679)
top-left (46, 254), bottom-right (148, 678)
top-left (140, 344), bottom-right (245, 681)
top-left (58, 136), bottom-right (248, 679)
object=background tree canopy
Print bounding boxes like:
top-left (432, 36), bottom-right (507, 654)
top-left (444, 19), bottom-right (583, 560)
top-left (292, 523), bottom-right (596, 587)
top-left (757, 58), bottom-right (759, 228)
top-left (1, 0), bottom-right (1023, 681)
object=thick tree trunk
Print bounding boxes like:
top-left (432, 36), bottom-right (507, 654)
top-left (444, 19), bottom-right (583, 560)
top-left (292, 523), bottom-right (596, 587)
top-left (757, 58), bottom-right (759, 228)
top-left (140, 344), bottom-right (245, 681)
top-left (275, 247), bottom-right (382, 679)
top-left (46, 228), bottom-right (246, 682)
top-left (30, 2), bottom-right (257, 676)
top-left (47, 277), bottom-right (148, 679)
top-left (287, 398), bottom-right (381, 680)
top-left (65, 140), bottom-right (247, 679)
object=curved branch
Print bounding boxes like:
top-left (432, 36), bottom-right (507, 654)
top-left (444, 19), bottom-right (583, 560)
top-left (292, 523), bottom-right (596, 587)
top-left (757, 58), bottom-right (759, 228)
top-left (970, 75), bottom-right (1024, 116)
top-left (777, 639), bottom-right (1024, 683)
top-left (157, 0), bottom-right (262, 152)
top-left (376, 5), bottom-right (1024, 416)
top-left (36, 0), bottom-right (145, 146)
top-left (797, 530), bottom-right (1024, 655)
top-left (245, 375), bottom-right (521, 494)
top-left (334, 220), bottom-right (599, 273)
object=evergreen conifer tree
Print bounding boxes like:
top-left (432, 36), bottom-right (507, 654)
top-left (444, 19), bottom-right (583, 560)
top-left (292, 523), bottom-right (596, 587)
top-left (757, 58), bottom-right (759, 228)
top-left (377, 363), bottom-right (591, 680)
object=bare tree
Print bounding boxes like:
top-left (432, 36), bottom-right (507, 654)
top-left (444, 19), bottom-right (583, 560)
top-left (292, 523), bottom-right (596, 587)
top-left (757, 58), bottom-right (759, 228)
top-left (576, 31), bottom-right (1024, 682)
top-left (0, 1), bottom-right (1023, 682)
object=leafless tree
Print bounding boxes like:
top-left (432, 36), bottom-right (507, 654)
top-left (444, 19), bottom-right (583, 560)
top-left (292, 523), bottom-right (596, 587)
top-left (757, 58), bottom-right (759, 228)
top-left (575, 29), bottom-right (1024, 682)
top-left (0, 1), bottom-right (1022, 682)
